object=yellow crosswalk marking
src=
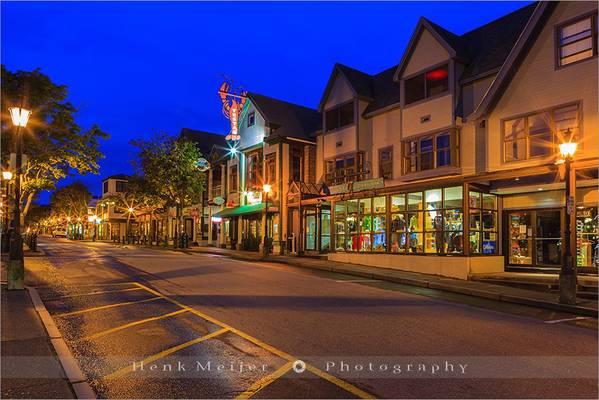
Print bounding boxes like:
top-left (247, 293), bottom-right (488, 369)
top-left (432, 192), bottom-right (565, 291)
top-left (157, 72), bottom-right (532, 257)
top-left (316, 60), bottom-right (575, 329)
top-left (236, 361), bottom-right (293, 399)
top-left (55, 296), bottom-right (163, 317)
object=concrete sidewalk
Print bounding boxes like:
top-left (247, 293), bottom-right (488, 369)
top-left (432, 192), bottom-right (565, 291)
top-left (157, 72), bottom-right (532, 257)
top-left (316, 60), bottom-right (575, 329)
top-left (0, 284), bottom-right (75, 399)
top-left (120, 243), bottom-right (598, 317)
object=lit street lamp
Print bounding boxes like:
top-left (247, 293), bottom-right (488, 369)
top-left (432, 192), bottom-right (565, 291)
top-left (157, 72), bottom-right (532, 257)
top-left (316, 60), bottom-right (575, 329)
top-left (558, 133), bottom-right (577, 305)
top-left (2, 171), bottom-right (13, 180)
top-left (262, 184), bottom-right (272, 257)
top-left (7, 106), bottom-right (31, 290)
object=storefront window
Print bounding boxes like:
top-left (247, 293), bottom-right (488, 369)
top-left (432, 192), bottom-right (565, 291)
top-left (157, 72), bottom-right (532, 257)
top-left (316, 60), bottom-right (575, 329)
top-left (334, 201), bottom-right (347, 251)
top-left (469, 191), bottom-right (498, 255)
top-left (577, 207), bottom-right (598, 268)
top-left (423, 186), bottom-right (463, 254)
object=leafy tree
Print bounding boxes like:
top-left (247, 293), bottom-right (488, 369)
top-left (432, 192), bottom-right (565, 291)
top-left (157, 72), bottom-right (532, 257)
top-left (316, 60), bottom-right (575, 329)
top-left (50, 181), bottom-right (92, 222)
top-left (1, 65), bottom-right (109, 221)
top-left (130, 133), bottom-right (205, 243)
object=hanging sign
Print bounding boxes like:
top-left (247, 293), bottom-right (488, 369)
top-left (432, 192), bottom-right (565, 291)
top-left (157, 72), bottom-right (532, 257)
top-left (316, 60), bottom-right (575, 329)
top-left (219, 81), bottom-right (247, 142)
top-left (196, 158), bottom-right (210, 172)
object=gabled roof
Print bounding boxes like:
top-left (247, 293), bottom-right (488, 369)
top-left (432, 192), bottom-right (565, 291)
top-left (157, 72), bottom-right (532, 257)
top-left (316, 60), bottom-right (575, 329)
top-left (247, 92), bottom-right (321, 143)
top-left (318, 63), bottom-right (374, 111)
top-left (470, 2), bottom-right (557, 119)
top-left (363, 64), bottom-right (401, 116)
top-left (179, 128), bottom-right (226, 158)
top-left (394, 2), bottom-right (537, 82)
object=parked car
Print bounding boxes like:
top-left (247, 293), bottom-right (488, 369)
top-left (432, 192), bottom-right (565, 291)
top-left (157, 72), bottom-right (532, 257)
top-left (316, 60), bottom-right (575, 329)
top-left (52, 229), bottom-right (67, 238)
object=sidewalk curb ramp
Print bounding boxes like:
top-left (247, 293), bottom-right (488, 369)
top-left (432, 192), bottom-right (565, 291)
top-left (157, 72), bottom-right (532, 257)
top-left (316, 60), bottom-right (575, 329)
top-left (26, 286), bottom-right (96, 399)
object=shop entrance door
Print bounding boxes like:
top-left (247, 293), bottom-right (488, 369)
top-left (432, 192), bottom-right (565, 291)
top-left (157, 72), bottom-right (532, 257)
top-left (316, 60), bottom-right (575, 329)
top-left (506, 209), bottom-right (562, 270)
top-left (305, 212), bottom-right (317, 251)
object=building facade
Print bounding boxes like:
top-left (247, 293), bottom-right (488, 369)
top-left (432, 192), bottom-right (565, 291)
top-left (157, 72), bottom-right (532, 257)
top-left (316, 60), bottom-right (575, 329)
top-left (203, 1), bottom-right (597, 279)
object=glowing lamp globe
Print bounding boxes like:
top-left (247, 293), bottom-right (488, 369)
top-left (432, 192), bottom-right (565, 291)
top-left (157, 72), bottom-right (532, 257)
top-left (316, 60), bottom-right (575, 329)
top-left (8, 107), bottom-right (31, 128)
top-left (559, 142), bottom-right (577, 158)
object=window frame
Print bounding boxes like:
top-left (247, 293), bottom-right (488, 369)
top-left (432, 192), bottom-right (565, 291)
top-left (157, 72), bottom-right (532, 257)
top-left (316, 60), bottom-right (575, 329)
top-left (378, 146), bottom-right (394, 180)
top-left (324, 100), bottom-right (355, 133)
top-left (245, 149), bottom-right (263, 189)
top-left (265, 153), bottom-right (276, 185)
top-left (229, 165), bottom-right (238, 193)
top-left (403, 63), bottom-right (450, 106)
top-left (555, 12), bottom-right (598, 69)
top-left (501, 101), bottom-right (582, 163)
top-left (247, 111), bottom-right (256, 127)
top-left (324, 152), bottom-right (365, 185)
top-left (402, 129), bottom-right (459, 174)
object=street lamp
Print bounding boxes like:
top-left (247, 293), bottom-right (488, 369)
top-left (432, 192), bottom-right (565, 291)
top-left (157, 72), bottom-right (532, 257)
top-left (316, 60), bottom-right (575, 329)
top-left (2, 171), bottom-right (13, 180)
top-left (262, 184), bottom-right (272, 257)
top-left (558, 133), bottom-right (577, 305)
top-left (7, 106), bottom-right (31, 290)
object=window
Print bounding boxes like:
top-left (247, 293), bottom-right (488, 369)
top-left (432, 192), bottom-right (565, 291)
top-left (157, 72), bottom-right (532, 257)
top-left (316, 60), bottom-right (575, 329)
top-left (246, 150), bottom-right (263, 189)
top-left (379, 147), bottom-right (393, 179)
top-left (115, 181), bottom-right (127, 193)
top-left (404, 64), bottom-right (449, 105)
top-left (103, 181), bottom-right (108, 194)
top-left (247, 112), bottom-right (255, 127)
top-left (265, 153), bottom-right (276, 184)
top-left (468, 191), bottom-right (498, 254)
top-left (229, 165), bottom-right (238, 193)
top-left (557, 14), bottom-right (597, 67)
top-left (577, 207), bottom-right (598, 267)
top-left (335, 197), bottom-right (386, 252)
top-left (291, 148), bottom-right (302, 182)
top-left (325, 153), bottom-right (364, 185)
top-left (504, 103), bottom-right (580, 162)
top-left (325, 102), bottom-right (354, 132)
top-left (403, 130), bottom-right (458, 173)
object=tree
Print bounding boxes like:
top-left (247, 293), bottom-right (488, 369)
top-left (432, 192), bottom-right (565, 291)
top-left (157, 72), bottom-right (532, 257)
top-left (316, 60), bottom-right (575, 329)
top-left (50, 181), bottom-right (92, 221)
top-left (130, 133), bottom-right (205, 244)
top-left (1, 65), bottom-right (109, 222)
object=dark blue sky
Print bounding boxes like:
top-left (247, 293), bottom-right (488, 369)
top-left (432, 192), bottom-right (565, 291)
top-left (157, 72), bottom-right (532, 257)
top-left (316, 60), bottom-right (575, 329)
top-left (2, 1), bottom-right (530, 203)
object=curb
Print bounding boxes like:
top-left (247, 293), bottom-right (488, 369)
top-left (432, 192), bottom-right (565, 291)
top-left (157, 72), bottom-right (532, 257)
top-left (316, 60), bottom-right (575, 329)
top-left (26, 286), bottom-right (96, 399)
top-left (190, 247), bottom-right (598, 318)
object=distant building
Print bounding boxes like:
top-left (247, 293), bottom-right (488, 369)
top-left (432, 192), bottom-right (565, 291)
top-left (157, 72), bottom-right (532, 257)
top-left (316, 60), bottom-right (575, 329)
top-left (96, 174), bottom-right (131, 240)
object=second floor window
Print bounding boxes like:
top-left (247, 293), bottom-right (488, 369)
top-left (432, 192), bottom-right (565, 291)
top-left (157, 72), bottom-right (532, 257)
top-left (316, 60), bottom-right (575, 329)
top-left (291, 148), bottom-right (302, 182)
top-left (325, 102), bottom-right (354, 132)
top-left (404, 64), bottom-right (449, 105)
top-left (246, 150), bottom-right (263, 189)
top-left (403, 130), bottom-right (458, 173)
top-left (115, 181), bottom-right (127, 192)
top-left (265, 153), bottom-right (276, 184)
top-left (247, 112), bottom-right (255, 127)
top-left (557, 14), bottom-right (597, 67)
top-left (103, 181), bottom-right (108, 194)
top-left (229, 165), bottom-right (238, 192)
top-left (504, 103), bottom-right (580, 162)
top-left (325, 152), bottom-right (364, 185)
top-left (379, 147), bottom-right (393, 179)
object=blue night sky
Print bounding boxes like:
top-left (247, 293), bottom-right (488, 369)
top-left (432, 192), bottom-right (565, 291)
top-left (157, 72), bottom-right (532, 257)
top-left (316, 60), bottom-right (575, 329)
top-left (2, 1), bottom-right (530, 203)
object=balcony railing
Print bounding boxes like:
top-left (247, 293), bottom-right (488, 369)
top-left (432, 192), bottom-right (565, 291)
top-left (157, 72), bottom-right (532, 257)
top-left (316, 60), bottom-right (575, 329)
top-left (325, 168), bottom-right (370, 187)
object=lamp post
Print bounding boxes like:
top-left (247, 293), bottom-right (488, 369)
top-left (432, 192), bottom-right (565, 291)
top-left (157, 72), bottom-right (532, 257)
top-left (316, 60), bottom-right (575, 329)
top-left (7, 106), bottom-right (31, 290)
top-left (262, 184), bottom-right (272, 257)
top-left (558, 137), bottom-right (578, 304)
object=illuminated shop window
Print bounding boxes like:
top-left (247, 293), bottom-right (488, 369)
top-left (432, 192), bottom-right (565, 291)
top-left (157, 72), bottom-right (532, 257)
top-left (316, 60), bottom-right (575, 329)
top-left (469, 191), bottom-right (498, 255)
top-left (577, 207), bottom-right (598, 268)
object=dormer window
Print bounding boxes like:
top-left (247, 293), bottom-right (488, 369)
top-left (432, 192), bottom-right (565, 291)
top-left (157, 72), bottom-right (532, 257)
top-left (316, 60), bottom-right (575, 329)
top-left (247, 112), bottom-right (255, 127)
top-left (325, 101), bottom-right (354, 132)
top-left (404, 64), bottom-right (449, 105)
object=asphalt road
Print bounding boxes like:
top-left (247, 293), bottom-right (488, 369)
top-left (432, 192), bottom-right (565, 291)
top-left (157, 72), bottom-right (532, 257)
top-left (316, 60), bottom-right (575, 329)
top-left (31, 238), bottom-right (598, 399)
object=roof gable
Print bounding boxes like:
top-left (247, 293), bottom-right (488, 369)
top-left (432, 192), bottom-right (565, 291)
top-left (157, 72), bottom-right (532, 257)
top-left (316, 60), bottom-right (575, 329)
top-left (318, 63), bottom-right (375, 111)
top-left (394, 18), bottom-right (458, 80)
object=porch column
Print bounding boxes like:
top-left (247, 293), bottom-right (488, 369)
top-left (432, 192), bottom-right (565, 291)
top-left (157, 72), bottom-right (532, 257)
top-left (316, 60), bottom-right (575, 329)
top-left (463, 183), bottom-right (470, 256)
top-left (207, 205), bottom-right (213, 246)
top-left (237, 216), bottom-right (243, 250)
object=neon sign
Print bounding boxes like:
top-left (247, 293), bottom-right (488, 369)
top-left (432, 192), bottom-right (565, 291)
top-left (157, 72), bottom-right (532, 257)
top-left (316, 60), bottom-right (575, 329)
top-left (218, 80), bottom-right (247, 142)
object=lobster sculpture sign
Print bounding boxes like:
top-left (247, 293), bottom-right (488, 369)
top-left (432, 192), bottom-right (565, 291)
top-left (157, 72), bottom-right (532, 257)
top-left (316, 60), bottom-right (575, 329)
top-left (218, 80), bottom-right (247, 142)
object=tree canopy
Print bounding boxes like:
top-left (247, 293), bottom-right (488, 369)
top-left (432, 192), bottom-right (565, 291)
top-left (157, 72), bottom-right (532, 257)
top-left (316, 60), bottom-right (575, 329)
top-left (49, 181), bottom-right (92, 221)
top-left (130, 133), bottom-right (205, 210)
top-left (1, 65), bottom-right (109, 218)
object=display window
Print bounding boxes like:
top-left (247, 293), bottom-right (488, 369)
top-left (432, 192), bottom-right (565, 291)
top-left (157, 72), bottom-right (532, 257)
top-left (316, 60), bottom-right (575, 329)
top-left (577, 207), bottom-right (598, 268)
top-left (469, 191), bottom-right (498, 255)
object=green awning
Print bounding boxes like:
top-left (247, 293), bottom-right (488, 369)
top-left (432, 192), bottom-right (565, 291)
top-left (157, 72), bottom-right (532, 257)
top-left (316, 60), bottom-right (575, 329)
top-left (213, 203), bottom-right (265, 218)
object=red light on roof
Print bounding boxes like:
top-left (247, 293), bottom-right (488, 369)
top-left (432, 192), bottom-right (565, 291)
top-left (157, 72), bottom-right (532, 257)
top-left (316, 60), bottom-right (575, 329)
top-left (426, 68), bottom-right (448, 80)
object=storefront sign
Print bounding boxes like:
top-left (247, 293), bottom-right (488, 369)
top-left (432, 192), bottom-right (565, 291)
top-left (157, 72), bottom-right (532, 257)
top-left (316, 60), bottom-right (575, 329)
top-left (196, 158), bottom-right (210, 172)
top-left (352, 177), bottom-right (384, 193)
top-left (213, 196), bottom-right (225, 206)
top-left (219, 81), bottom-right (247, 142)
top-left (329, 183), bottom-right (351, 195)
top-left (246, 190), bottom-right (263, 205)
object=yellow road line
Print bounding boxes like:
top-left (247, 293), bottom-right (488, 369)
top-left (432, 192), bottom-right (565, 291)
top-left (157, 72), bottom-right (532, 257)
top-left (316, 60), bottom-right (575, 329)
top-left (47, 287), bottom-right (143, 300)
top-left (104, 327), bottom-right (229, 380)
top-left (80, 309), bottom-right (189, 341)
top-left (236, 361), bottom-right (294, 399)
top-left (54, 296), bottom-right (163, 317)
top-left (133, 282), bottom-right (374, 399)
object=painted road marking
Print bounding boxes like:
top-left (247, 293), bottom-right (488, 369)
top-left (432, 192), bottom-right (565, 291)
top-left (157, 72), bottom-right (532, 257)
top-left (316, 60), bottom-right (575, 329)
top-left (45, 286), bottom-right (143, 300)
top-left (133, 282), bottom-right (374, 399)
top-left (104, 327), bottom-right (230, 380)
top-left (54, 296), bottom-right (163, 317)
top-left (80, 309), bottom-right (189, 341)
top-left (334, 279), bottom-right (381, 283)
top-left (544, 316), bottom-right (592, 324)
top-left (236, 361), bottom-right (294, 399)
